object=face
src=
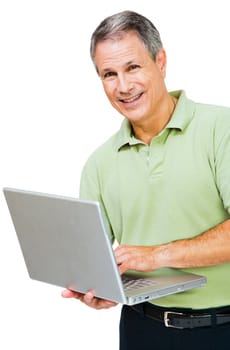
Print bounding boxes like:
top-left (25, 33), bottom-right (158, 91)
top-left (94, 31), bottom-right (167, 125)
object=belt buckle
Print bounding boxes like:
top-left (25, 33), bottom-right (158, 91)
top-left (164, 311), bottom-right (184, 329)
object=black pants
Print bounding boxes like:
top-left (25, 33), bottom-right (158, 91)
top-left (119, 304), bottom-right (230, 350)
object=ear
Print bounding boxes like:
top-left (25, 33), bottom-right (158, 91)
top-left (156, 48), bottom-right (167, 78)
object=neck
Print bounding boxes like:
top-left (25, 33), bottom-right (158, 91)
top-left (131, 94), bottom-right (177, 145)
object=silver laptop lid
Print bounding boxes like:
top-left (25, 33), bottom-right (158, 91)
top-left (3, 187), bottom-right (127, 303)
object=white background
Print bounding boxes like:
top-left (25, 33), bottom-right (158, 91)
top-left (1, 0), bottom-right (230, 348)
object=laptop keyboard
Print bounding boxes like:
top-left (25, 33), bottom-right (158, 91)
top-left (122, 275), bottom-right (157, 291)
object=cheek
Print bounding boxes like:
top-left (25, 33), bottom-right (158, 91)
top-left (102, 85), bottom-right (120, 110)
top-left (103, 82), bottom-right (115, 100)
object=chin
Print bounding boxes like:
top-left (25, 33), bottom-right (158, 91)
top-left (124, 109), bottom-right (147, 122)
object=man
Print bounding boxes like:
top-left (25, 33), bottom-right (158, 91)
top-left (62, 10), bottom-right (230, 349)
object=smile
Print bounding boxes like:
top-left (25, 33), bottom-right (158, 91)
top-left (119, 93), bottom-right (143, 103)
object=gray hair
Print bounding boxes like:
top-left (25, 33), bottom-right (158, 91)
top-left (90, 10), bottom-right (163, 69)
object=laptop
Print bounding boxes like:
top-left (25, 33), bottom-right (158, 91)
top-left (3, 187), bottom-right (207, 305)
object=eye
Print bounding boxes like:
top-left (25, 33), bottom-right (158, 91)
top-left (128, 64), bottom-right (140, 71)
top-left (103, 71), bottom-right (116, 79)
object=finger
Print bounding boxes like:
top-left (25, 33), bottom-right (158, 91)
top-left (91, 298), bottom-right (118, 310)
top-left (62, 289), bottom-right (118, 309)
top-left (61, 289), bottom-right (79, 298)
top-left (83, 291), bottom-right (117, 309)
top-left (114, 245), bottom-right (127, 258)
top-left (83, 290), bottom-right (95, 304)
top-left (118, 263), bottom-right (128, 275)
top-left (114, 247), bottom-right (130, 267)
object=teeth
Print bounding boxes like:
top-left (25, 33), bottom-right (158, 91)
top-left (122, 94), bottom-right (141, 103)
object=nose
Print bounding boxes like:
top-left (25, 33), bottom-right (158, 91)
top-left (117, 74), bottom-right (133, 95)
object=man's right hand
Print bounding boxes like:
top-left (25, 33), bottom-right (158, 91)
top-left (61, 289), bottom-right (118, 310)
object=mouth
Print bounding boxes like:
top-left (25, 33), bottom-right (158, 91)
top-left (119, 92), bottom-right (143, 104)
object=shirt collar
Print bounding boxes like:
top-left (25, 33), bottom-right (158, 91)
top-left (167, 90), bottom-right (195, 131)
top-left (115, 90), bottom-right (196, 151)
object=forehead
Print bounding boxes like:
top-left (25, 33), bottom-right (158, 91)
top-left (94, 32), bottom-right (151, 72)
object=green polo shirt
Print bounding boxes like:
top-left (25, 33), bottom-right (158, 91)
top-left (80, 90), bottom-right (230, 309)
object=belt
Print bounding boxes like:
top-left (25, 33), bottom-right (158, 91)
top-left (131, 303), bottom-right (230, 329)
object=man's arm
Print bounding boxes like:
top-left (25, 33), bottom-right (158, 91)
top-left (115, 219), bottom-right (230, 275)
